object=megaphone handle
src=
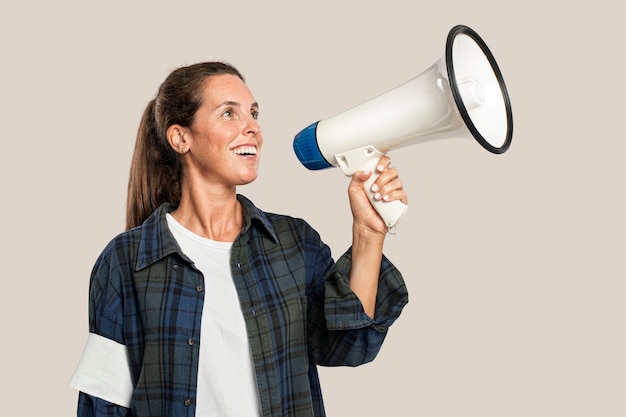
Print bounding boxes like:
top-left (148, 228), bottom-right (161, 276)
top-left (359, 155), bottom-right (408, 232)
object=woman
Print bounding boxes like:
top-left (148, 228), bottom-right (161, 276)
top-left (71, 62), bottom-right (409, 417)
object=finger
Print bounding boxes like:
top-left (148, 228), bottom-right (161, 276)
top-left (375, 156), bottom-right (392, 174)
top-left (381, 188), bottom-right (408, 205)
top-left (349, 170), bottom-right (373, 191)
top-left (371, 166), bottom-right (399, 193)
top-left (374, 178), bottom-right (407, 204)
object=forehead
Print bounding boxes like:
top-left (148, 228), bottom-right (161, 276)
top-left (200, 74), bottom-right (256, 105)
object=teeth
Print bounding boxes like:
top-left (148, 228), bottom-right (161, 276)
top-left (232, 146), bottom-right (257, 155)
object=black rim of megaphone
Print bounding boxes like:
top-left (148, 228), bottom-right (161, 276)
top-left (446, 25), bottom-right (513, 154)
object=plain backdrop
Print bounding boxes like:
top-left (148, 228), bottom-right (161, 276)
top-left (1, 1), bottom-right (623, 416)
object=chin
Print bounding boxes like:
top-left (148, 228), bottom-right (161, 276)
top-left (239, 172), bottom-right (259, 186)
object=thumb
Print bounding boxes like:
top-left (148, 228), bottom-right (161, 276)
top-left (351, 169), bottom-right (373, 187)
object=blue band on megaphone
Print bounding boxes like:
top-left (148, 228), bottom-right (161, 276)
top-left (292, 122), bottom-right (332, 170)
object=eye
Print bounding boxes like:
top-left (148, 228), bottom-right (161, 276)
top-left (251, 110), bottom-right (260, 120)
top-left (222, 109), bottom-right (232, 117)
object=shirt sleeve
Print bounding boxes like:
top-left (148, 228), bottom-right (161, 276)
top-left (324, 248), bottom-right (408, 332)
top-left (77, 391), bottom-right (130, 417)
top-left (71, 244), bottom-right (135, 415)
top-left (70, 333), bottom-right (133, 409)
top-left (308, 246), bottom-right (409, 367)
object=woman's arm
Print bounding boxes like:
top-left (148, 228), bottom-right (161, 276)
top-left (346, 155), bottom-right (407, 317)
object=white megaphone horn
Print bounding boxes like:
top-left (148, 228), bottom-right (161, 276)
top-left (293, 25), bottom-right (513, 231)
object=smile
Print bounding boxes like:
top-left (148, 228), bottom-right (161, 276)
top-left (231, 146), bottom-right (258, 156)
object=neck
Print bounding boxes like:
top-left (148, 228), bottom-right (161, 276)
top-left (171, 186), bottom-right (243, 242)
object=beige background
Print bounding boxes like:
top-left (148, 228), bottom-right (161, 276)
top-left (1, 0), bottom-right (623, 416)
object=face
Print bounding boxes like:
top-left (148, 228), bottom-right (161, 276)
top-left (182, 74), bottom-right (263, 189)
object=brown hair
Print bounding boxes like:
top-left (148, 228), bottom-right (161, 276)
top-left (125, 62), bottom-right (245, 230)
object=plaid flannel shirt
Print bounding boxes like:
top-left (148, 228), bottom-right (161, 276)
top-left (73, 195), bottom-right (408, 417)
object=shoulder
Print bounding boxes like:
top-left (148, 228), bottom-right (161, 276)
top-left (263, 211), bottom-right (316, 233)
top-left (99, 218), bottom-right (147, 258)
top-left (239, 194), bottom-right (321, 242)
top-left (95, 203), bottom-right (178, 271)
top-left (91, 227), bottom-right (143, 279)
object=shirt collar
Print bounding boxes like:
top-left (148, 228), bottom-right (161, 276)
top-left (236, 194), bottom-right (279, 243)
top-left (135, 195), bottom-right (278, 270)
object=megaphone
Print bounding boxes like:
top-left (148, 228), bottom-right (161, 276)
top-left (293, 25), bottom-right (513, 231)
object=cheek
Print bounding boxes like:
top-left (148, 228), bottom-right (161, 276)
top-left (197, 127), bottom-right (232, 150)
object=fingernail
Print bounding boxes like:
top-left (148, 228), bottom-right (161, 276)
top-left (377, 164), bottom-right (385, 172)
top-left (371, 184), bottom-right (379, 192)
top-left (383, 195), bottom-right (390, 201)
top-left (374, 192), bottom-right (382, 200)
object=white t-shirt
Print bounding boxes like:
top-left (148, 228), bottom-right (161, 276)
top-left (167, 214), bottom-right (261, 417)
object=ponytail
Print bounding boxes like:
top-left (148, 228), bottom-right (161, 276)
top-left (125, 99), bottom-right (181, 230)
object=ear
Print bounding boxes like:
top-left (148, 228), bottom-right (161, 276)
top-left (167, 124), bottom-right (191, 154)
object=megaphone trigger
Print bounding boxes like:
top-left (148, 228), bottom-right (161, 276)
top-left (335, 146), bottom-right (409, 231)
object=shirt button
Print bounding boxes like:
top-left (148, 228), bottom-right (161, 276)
top-left (187, 338), bottom-right (195, 346)
top-left (184, 399), bottom-right (192, 407)
top-left (196, 285), bottom-right (203, 292)
top-left (173, 264), bottom-right (179, 271)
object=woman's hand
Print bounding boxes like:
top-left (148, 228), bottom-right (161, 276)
top-left (347, 155), bottom-right (408, 237)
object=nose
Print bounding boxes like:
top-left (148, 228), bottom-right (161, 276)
top-left (245, 116), bottom-right (261, 136)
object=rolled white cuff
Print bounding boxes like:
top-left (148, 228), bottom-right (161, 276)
top-left (69, 332), bottom-right (133, 408)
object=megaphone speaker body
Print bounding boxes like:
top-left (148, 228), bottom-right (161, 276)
top-left (293, 25), bottom-right (513, 230)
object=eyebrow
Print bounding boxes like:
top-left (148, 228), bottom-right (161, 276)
top-left (216, 101), bottom-right (259, 110)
